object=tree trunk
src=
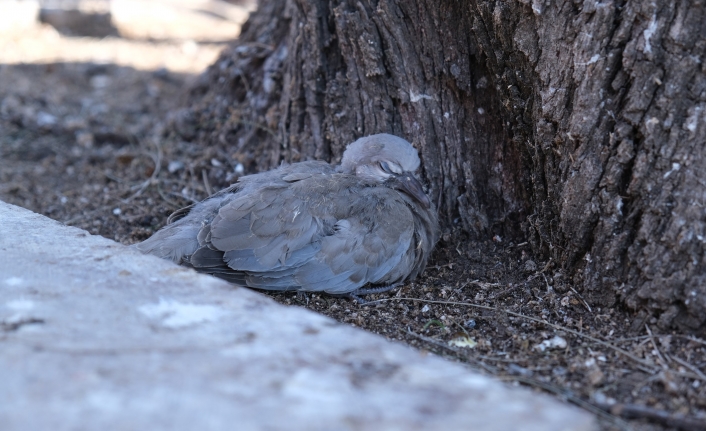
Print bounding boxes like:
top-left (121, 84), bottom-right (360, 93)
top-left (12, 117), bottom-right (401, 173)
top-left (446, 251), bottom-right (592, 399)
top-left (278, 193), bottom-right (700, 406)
top-left (174, 0), bottom-right (706, 332)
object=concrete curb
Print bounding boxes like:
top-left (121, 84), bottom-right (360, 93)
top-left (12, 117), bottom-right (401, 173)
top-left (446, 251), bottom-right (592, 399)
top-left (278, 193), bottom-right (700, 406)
top-left (0, 201), bottom-right (596, 430)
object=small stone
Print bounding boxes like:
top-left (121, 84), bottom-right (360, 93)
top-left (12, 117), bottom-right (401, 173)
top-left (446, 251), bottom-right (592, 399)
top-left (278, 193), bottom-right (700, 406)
top-left (168, 161), bottom-right (185, 173)
top-left (592, 392), bottom-right (616, 406)
top-left (587, 367), bottom-right (605, 386)
top-left (36, 112), bottom-right (57, 127)
top-left (534, 335), bottom-right (567, 352)
top-left (523, 260), bottom-right (537, 273)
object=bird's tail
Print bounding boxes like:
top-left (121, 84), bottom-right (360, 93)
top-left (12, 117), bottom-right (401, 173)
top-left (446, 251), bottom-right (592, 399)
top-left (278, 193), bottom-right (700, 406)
top-left (132, 220), bottom-right (201, 264)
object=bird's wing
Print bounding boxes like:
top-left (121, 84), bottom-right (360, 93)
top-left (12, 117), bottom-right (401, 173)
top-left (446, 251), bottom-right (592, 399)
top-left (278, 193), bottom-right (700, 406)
top-left (291, 201), bottom-right (416, 294)
top-left (189, 176), bottom-right (416, 294)
top-left (188, 175), bottom-right (328, 290)
top-left (134, 161), bottom-right (334, 264)
top-left (133, 197), bottom-right (223, 263)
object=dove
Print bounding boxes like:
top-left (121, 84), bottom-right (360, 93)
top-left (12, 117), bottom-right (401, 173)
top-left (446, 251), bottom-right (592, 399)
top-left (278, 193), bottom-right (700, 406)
top-left (135, 134), bottom-right (439, 299)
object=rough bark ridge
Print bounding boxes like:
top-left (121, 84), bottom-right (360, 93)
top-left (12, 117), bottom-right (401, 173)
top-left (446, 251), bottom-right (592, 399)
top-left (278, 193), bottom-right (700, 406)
top-left (469, 0), bottom-right (706, 330)
top-left (176, 0), bottom-right (706, 331)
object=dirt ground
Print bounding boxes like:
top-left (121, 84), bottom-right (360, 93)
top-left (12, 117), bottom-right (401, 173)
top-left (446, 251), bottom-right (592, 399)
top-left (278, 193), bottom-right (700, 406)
top-left (1, 11), bottom-right (706, 431)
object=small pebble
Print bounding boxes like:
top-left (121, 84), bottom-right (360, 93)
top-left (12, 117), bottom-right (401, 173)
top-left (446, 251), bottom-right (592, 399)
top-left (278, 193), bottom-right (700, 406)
top-left (36, 112), bottom-right (57, 127)
top-left (523, 260), bottom-right (537, 273)
top-left (168, 160), bottom-right (185, 173)
top-left (533, 335), bottom-right (567, 352)
top-left (592, 392), bottom-right (616, 406)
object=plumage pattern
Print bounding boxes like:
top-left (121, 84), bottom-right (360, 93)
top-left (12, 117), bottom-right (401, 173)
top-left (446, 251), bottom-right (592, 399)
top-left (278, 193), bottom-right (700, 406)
top-left (135, 134), bottom-right (439, 296)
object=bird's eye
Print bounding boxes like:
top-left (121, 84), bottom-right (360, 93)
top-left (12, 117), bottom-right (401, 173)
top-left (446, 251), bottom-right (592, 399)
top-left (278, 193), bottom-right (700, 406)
top-left (380, 161), bottom-right (392, 173)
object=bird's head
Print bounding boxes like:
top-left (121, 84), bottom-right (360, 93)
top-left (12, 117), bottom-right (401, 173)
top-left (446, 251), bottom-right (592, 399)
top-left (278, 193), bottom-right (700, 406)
top-left (339, 134), bottom-right (431, 209)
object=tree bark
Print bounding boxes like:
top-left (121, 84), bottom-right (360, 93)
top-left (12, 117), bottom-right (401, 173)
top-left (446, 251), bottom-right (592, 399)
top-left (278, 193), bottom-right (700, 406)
top-left (175, 0), bottom-right (706, 332)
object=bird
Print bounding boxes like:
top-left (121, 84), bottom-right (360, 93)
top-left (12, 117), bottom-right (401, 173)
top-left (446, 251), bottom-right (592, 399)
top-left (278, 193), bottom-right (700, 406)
top-left (135, 134), bottom-right (439, 300)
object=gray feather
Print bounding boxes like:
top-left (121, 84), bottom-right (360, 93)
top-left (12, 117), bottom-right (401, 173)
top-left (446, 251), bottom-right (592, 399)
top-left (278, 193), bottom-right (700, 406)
top-left (135, 134), bottom-right (440, 295)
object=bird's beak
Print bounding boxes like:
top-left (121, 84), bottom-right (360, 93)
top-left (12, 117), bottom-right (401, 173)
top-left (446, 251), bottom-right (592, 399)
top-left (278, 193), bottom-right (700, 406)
top-left (392, 173), bottom-right (431, 209)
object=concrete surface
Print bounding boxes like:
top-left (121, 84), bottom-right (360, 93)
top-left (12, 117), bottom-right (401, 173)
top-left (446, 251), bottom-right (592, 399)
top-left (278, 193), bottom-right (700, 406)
top-left (0, 201), bottom-right (597, 431)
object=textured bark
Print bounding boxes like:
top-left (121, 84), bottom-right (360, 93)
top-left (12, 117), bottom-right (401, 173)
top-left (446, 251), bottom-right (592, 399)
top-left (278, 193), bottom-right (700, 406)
top-left (176, 0), bottom-right (706, 331)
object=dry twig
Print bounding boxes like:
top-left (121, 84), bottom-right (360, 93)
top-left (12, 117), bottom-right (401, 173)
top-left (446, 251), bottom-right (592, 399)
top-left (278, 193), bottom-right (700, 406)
top-left (202, 169), bottom-right (213, 196)
top-left (645, 324), bottom-right (669, 368)
top-left (568, 285), bottom-right (592, 313)
top-left (122, 139), bottom-right (162, 203)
